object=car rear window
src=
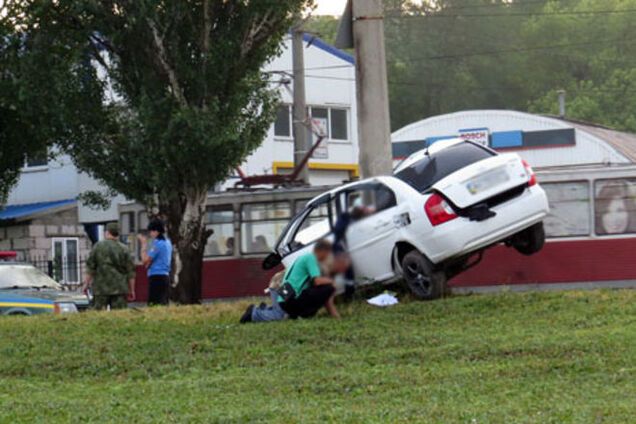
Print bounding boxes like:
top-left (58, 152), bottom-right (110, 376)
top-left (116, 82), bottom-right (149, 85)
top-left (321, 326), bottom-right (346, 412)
top-left (395, 142), bottom-right (494, 192)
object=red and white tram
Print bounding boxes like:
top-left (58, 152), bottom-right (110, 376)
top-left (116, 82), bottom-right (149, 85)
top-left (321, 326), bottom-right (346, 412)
top-left (120, 164), bottom-right (636, 301)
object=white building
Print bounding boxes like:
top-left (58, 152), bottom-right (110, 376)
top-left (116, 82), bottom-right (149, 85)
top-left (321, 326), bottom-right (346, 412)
top-left (234, 34), bottom-right (358, 187)
top-left (1, 35), bottom-right (358, 275)
top-left (391, 110), bottom-right (635, 168)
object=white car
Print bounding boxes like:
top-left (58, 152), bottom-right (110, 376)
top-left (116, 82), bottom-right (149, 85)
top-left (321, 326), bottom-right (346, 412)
top-left (263, 139), bottom-right (550, 300)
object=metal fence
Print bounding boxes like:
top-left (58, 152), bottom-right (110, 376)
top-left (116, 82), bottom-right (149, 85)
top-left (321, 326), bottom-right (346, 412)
top-left (30, 256), bottom-right (88, 290)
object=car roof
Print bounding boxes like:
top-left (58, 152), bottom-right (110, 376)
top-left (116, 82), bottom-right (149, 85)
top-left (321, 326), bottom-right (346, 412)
top-left (306, 175), bottom-right (399, 207)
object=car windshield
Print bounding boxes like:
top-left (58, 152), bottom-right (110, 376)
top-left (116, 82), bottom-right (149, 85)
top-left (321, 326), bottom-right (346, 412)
top-left (395, 142), bottom-right (494, 192)
top-left (0, 265), bottom-right (62, 289)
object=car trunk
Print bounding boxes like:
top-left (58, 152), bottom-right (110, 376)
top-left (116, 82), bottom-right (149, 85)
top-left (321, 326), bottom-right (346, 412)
top-left (433, 154), bottom-right (530, 209)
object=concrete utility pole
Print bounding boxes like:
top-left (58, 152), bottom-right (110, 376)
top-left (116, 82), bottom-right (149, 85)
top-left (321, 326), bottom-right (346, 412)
top-left (292, 26), bottom-right (310, 184)
top-left (352, 0), bottom-right (393, 178)
top-left (557, 89), bottom-right (566, 118)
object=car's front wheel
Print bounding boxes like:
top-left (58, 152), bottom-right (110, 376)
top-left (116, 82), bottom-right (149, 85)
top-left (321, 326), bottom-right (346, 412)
top-left (402, 250), bottom-right (447, 300)
top-left (511, 222), bottom-right (545, 256)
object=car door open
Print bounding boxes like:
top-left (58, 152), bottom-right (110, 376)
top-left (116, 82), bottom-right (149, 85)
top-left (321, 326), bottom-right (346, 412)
top-left (341, 182), bottom-right (399, 283)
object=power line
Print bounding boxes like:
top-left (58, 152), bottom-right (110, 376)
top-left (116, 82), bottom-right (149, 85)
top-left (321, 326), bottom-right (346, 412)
top-left (388, 37), bottom-right (635, 63)
top-left (266, 63), bottom-right (354, 74)
top-left (397, 8), bottom-right (636, 19)
top-left (391, 0), bottom-right (579, 13)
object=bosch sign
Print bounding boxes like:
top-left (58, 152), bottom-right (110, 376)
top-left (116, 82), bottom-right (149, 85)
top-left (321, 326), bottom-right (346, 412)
top-left (459, 127), bottom-right (490, 147)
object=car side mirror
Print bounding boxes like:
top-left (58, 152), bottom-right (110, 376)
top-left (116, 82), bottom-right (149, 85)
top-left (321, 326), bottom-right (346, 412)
top-left (262, 252), bottom-right (282, 270)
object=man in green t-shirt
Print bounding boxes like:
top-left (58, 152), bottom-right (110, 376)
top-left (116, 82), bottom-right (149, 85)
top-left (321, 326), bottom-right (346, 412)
top-left (241, 239), bottom-right (344, 323)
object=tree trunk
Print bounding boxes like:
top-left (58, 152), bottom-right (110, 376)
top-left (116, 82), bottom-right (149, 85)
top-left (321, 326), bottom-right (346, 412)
top-left (163, 189), bottom-right (211, 304)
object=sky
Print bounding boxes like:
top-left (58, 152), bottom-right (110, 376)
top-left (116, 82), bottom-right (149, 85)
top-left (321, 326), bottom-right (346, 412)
top-left (313, 0), bottom-right (347, 16)
top-left (313, 1), bottom-right (423, 16)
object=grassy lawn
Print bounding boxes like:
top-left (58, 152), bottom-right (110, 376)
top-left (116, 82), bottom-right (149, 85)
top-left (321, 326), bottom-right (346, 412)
top-left (1, 289), bottom-right (635, 423)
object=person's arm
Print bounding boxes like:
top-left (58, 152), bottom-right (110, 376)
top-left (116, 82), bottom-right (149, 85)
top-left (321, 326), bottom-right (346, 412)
top-left (82, 248), bottom-right (97, 294)
top-left (137, 234), bottom-right (153, 268)
top-left (126, 252), bottom-right (136, 301)
top-left (325, 294), bottom-right (340, 319)
top-left (81, 273), bottom-right (93, 295)
top-left (128, 278), bottom-right (136, 301)
top-left (313, 276), bottom-right (334, 286)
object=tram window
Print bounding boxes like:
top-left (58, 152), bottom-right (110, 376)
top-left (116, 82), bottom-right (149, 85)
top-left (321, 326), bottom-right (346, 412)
top-left (295, 199), bottom-right (310, 213)
top-left (542, 181), bottom-right (591, 237)
top-left (594, 179), bottom-right (636, 236)
top-left (119, 212), bottom-right (136, 254)
top-left (205, 205), bottom-right (235, 257)
top-left (241, 202), bottom-right (291, 254)
top-left (138, 211), bottom-right (149, 234)
top-left (292, 202), bottom-right (332, 247)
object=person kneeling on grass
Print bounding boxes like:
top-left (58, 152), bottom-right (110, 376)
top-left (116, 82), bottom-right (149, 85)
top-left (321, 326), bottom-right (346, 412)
top-left (241, 239), bottom-right (346, 323)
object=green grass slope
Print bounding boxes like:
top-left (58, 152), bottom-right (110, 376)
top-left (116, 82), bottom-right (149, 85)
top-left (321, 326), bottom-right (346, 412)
top-left (1, 290), bottom-right (635, 423)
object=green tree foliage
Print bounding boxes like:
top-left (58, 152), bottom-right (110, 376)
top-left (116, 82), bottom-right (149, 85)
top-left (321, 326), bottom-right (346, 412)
top-left (380, 0), bottom-right (636, 131)
top-left (10, 0), bottom-right (312, 303)
top-left (304, 15), bottom-right (339, 45)
top-left (0, 10), bottom-right (99, 204)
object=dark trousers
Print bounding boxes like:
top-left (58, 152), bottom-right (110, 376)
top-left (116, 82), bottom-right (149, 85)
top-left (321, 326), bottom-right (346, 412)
top-left (281, 284), bottom-right (335, 319)
top-left (148, 275), bottom-right (170, 306)
top-left (93, 294), bottom-right (127, 310)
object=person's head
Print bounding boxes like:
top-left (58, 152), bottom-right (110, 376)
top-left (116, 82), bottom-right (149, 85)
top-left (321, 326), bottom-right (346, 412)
top-left (313, 239), bottom-right (333, 262)
top-left (331, 252), bottom-right (351, 275)
top-left (350, 196), bottom-right (374, 220)
top-left (147, 219), bottom-right (166, 240)
top-left (105, 222), bottom-right (119, 240)
top-left (595, 182), bottom-right (633, 235)
top-left (226, 237), bottom-right (234, 249)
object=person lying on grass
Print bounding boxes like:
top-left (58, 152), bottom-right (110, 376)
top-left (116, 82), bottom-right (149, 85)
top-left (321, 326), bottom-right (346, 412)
top-left (241, 239), bottom-right (350, 323)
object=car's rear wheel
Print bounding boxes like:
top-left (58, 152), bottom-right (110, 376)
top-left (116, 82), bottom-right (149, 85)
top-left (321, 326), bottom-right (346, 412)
top-left (512, 222), bottom-right (545, 255)
top-left (402, 251), bottom-right (447, 300)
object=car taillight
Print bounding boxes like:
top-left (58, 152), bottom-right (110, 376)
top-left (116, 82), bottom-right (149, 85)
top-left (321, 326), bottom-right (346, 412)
top-left (522, 159), bottom-right (537, 187)
top-left (425, 193), bottom-right (457, 226)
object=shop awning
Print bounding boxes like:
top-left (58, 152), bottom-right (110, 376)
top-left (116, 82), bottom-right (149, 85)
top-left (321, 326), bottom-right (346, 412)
top-left (0, 199), bottom-right (76, 222)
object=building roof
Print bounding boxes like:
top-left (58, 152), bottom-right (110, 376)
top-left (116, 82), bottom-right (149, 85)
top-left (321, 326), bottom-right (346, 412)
top-left (551, 117), bottom-right (636, 163)
top-left (391, 110), bottom-right (636, 168)
top-left (0, 199), bottom-right (76, 222)
top-left (302, 33), bottom-right (354, 64)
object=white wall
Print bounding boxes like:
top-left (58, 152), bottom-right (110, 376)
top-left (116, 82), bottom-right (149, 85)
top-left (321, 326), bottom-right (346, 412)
top-left (8, 153), bottom-right (78, 205)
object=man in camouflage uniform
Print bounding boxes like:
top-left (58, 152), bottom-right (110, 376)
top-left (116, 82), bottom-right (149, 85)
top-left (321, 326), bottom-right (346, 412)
top-left (82, 223), bottom-right (136, 310)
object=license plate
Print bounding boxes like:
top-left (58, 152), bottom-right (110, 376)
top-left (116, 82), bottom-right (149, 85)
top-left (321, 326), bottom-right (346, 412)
top-left (465, 167), bottom-right (510, 195)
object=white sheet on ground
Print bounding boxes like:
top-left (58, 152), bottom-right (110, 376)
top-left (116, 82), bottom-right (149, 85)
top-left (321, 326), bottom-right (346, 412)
top-left (367, 293), bottom-right (399, 307)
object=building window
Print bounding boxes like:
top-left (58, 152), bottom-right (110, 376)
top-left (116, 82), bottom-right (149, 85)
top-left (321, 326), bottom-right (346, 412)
top-left (276, 105), bottom-right (350, 141)
top-left (240, 201), bottom-right (291, 254)
top-left (309, 106), bottom-right (350, 142)
top-left (310, 106), bottom-right (328, 122)
top-left (542, 181), bottom-right (591, 238)
top-left (594, 179), bottom-right (636, 236)
top-left (205, 205), bottom-right (235, 257)
top-left (330, 108), bottom-right (348, 141)
top-left (25, 148), bottom-right (48, 168)
top-left (274, 104), bottom-right (292, 138)
top-left (51, 238), bottom-right (80, 285)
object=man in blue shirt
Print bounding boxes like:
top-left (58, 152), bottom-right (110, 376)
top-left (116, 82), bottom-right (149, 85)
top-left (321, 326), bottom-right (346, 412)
top-left (138, 219), bottom-right (173, 306)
